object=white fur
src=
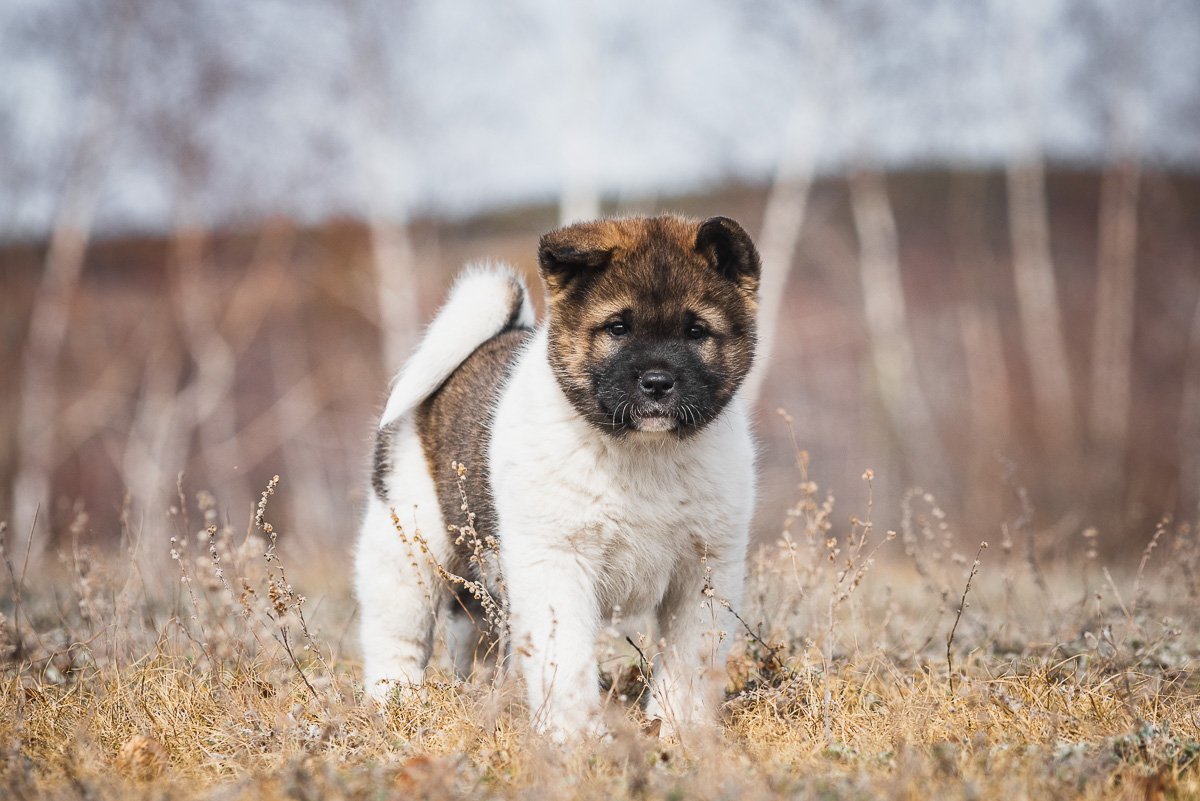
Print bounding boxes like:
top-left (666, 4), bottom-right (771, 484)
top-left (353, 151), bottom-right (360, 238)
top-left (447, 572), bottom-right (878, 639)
top-left (357, 275), bottom-right (756, 739)
top-left (359, 263), bottom-right (529, 701)
top-left (356, 418), bottom-right (451, 700)
top-left (491, 329), bottom-right (754, 737)
top-left (379, 263), bottom-right (534, 427)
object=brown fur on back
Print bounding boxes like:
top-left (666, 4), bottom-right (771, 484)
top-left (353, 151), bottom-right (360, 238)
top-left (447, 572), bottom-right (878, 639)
top-left (414, 328), bottom-right (531, 575)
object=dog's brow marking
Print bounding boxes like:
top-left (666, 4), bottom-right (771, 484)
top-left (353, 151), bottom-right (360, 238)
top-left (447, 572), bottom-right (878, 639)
top-left (586, 298), bottom-right (633, 322)
top-left (690, 304), bottom-right (731, 336)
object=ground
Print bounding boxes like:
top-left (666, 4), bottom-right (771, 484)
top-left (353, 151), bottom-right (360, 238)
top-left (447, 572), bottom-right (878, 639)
top-left (1, 470), bottom-right (1198, 801)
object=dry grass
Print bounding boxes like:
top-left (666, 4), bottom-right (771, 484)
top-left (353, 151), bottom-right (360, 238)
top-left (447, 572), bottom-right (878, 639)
top-left (2, 459), bottom-right (1199, 801)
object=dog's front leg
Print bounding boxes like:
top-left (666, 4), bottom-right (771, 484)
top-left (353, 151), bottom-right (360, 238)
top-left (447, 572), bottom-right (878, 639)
top-left (505, 547), bottom-right (602, 740)
top-left (646, 551), bottom-right (743, 735)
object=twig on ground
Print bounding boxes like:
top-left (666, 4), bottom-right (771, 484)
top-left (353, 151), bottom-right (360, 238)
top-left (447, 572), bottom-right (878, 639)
top-left (947, 541), bottom-right (987, 694)
top-left (624, 635), bottom-right (652, 684)
top-left (1132, 519), bottom-right (1166, 611)
top-left (724, 602), bottom-right (787, 675)
top-left (277, 626), bottom-right (320, 702)
top-left (256, 474), bottom-right (343, 705)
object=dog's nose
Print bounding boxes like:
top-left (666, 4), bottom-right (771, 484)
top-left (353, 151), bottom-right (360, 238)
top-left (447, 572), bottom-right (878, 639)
top-left (639, 369), bottom-right (675, 397)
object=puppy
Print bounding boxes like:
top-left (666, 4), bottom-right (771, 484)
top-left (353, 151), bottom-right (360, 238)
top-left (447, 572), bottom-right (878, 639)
top-left (356, 215), bottom-right (760, 738)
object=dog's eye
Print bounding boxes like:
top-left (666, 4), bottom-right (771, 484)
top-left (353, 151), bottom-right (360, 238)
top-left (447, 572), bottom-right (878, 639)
top-left (606, 321), bottom-right (629, 337)
top-left (685, 324), bottom-right (708, 340)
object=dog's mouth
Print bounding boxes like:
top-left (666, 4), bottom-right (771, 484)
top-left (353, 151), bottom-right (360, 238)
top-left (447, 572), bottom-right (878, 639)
top-left (631, 411), bottom-right (679, 433)
top-left (599, 398), bottom-right (704, 434)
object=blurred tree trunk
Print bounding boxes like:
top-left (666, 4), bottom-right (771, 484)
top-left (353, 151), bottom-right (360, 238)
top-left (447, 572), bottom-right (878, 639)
top-left (168, 220), bottom-right (241, 513)
top-left (119, 318), bottom-right (193, 595)
top-left (1006, 159), bottom-right (1077, 459)
top-left (849, 169), bottom-right (948, 484)
top-left (558, 0), bottom-right (600, 225)
top-left (168, 223), bottom-right (297, 486)
top-left (12, 25), bottom-right (128, 558)
top-left (344, 0), bottom-right (420, 371)
top-left (120, 214), bottom-right (204, 560)
top-left (1088, 160), bottom-right (1140, 495)
top-left (366, 221), bottom-right (421, 372)
top-left (270, 330), bottom-right (338, 563)
top-left (746, 0), bottom-right (837, 408)
top-left (746, 107), bottom-right (816, 405)
top-left (951, 173), bottom-right (1011, 533)
top-left (1182, 295), bottom-right (1200, 516)
top-left (13, 162), bottom-right (102, 556)
top-left (1085, 0), bottom-right (1147, 517)
top-left (1006, 4), bottom-right (1078, 463)
top-left (124, 21), bottom-right (244, 538)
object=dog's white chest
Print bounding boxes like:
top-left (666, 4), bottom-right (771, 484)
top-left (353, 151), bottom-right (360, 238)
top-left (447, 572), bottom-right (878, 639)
top-left (565, 442), bottom-right (737, 612)
top-left (490, 334), bottom-right (755, 617)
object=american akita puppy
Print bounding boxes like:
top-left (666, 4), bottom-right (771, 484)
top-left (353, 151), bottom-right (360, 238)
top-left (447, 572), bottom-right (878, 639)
top-left (357, 215), bottom-right (760, 738)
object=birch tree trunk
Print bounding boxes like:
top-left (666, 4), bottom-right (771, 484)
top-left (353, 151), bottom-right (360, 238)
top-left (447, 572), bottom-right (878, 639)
top-left (558, 0), bottom-right (600, 226)
top-left (1088, 160), bottom-right (1140, 488)
top-left (850, 169), bottom-right (948, 483)
top-left (1006, 159), bottom-right (1078, 458)
top-left (744, 107), bottom-right (817, 405)
top-left (1086, 0), bottom-right (1145, 495)
top-left (344, 0), bottom-right (420, 372)
top-left (951, 173), bottom-right (1011, 531)
top-left (12, 38), bottom-right (126, 559)
top-left (168, 219), bottom-right (241, 504)
top-left (1180, 294), bottom-right (1200, 516)
top-left (1006, 4), bottom-right (1078, 461)
top-left (746, 3), bottom-right (838, 407)
top-left (366, 220), bottom-right (421, 373)
top-left (270, 331), bottom-right (337, 563)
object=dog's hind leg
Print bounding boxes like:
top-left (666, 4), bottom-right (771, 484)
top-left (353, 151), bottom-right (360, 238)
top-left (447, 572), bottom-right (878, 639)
top-left (355, 420), bottom-right (451, 703)
top-left (444, 594), bottom-right (501, 682)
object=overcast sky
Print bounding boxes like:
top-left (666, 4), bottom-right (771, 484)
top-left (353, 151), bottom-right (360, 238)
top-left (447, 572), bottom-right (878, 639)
top-left (1, 0), bottom-right (1197, 239)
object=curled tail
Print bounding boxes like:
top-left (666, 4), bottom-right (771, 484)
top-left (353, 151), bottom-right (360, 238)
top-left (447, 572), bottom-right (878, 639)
top-left (379, 263), bottom-right (534, 427)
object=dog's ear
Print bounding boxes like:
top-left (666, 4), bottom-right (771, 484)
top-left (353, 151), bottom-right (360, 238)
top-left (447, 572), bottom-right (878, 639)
top-left (538, 222), bottom-right (616, 294)
top-left (695, 216), bottom-right (760, 292)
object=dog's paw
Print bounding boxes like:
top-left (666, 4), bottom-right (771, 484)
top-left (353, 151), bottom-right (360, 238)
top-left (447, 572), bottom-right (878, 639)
top-left (536, 712), bottom-right (609, 745)
top-left (364, 677), bottom-right (422, 710)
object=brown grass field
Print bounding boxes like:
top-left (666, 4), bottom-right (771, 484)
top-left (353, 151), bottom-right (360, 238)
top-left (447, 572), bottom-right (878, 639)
top-left (2, 166), bottom-right (1198, 800)
top-left (2, 450), bottom-right (1198, 801)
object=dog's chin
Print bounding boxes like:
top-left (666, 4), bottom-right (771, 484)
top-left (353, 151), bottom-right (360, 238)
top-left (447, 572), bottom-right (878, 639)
top-left (593, 397), bottom-right (700, 437)
top-left (631, 413), bottom-right (679, 434)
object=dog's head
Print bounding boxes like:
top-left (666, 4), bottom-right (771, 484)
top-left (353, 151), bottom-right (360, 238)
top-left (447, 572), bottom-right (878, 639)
top-left (538, 215), bottom-right (760, 438)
